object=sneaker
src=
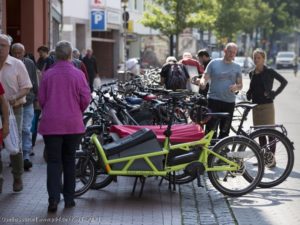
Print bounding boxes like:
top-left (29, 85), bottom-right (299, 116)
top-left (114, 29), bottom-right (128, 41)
top-left (48, 201), bottom-right (58, 213)
top-left (65, 200), bottom-right (76, 208)
top-left (13, 178), bottom-right (23, 192)
top-left (266, 157), bottom-right (276, 168)
top-left (264, 152), bottom-right (276, 168)
top-left (0, 177), bottom-right (3, 193)
top-left (24, 159), bottom-right (33, 171)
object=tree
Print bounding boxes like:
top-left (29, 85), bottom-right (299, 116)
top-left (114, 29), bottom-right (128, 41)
top-left (261, 0), bottom-right (300, 55)
top-left (212, 0), bottom-right (272, 53)
top-left (237, 0), bottom-right (272, 51)
top-left (140, 0), bottom-right (217, 57)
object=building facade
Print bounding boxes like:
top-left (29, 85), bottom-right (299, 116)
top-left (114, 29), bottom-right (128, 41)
top-left (61, 0), bottom-right (166, 78)
top-left (0, 0), bottom-right (62, 59)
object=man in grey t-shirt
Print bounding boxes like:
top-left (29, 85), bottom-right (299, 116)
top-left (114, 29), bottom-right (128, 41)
top-left (199, 42), bottom-right (243, 138)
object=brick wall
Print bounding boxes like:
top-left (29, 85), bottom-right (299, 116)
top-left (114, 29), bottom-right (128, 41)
top-left (0, 0), bottom-right (2, 33)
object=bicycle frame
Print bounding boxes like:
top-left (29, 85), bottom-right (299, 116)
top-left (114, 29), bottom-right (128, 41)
top-left (91, 130), bottom-right (240, 177)
top-left (75, 94), bottom-right (265, 198)
top-left (231, 103), bottom-right (288, 136)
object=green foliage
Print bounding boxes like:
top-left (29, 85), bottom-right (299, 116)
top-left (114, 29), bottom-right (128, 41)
top-left (263, 0), bottom-right (300, 33)
top-left (213, 0), bottom-right (272, 41)
top-left (140, 0), bottom-right (208, 36)
top-left (186, 0), bottom-right (219, 31)
top-left (140, 0), bottom-right (300, 54)
top-left (140, 0), bottom-right (218, 56)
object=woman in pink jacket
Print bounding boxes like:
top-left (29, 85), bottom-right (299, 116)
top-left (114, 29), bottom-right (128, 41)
top-left (38, 41), bottom-right (91, 213)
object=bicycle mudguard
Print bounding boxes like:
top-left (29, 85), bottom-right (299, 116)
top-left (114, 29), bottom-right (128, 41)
top-left (110, 124), bottom-right (204, 143)
top-left (125, 96), bottom-right (143, 105)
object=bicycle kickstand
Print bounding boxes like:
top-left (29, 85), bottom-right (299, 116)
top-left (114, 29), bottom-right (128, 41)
top-left (139, 177), bottom-right (146, 197)
top-left (196, 169), bottom-right (204, 188)
top-left (131, 177), bottom-right (139, 196)
top-left (131, 176), bottom-right (146, 197)
top-left (159, 177), bottom-right (164, 186)
top-left (172, 171), bottom-right (176, 191)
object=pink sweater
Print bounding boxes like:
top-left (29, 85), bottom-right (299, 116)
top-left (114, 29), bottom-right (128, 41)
top-left (38, 60), bottom-right (91, 135)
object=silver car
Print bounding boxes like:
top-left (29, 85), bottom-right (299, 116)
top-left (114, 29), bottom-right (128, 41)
top-left (234, 56), bottom-right (255, 75)
top-left (275, 51), bottom-right (297, 69)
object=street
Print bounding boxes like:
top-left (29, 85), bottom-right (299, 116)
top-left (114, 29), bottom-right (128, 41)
top-left (0, 69), bottom-right (299, 225)
top-left (229, 69), bottom-right (300, 225)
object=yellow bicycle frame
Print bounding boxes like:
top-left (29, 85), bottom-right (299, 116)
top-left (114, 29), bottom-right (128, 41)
top-left (91, 130), bottom-right (240, 177)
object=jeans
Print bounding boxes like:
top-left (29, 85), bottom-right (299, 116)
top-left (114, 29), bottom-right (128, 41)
top-left (43, 134), bottom-right (82, 203)
top-left (22, 104), bottom-right (34, 160)
top-left (31, 109), bottom-right (41, 147)
top-left (205, 98), bottom-right (235, 139)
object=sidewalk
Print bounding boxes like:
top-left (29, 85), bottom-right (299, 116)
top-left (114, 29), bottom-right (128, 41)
top-left (0, 135), bottom-right (181, 225)
top-left (0, 134), bottom-right (234, 225)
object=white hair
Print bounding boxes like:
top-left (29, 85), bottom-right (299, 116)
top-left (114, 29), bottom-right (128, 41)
top-left (0, 34), bottom-right (12, 46)
top-left (166, 56), bottom-right (177, 63)
top-left (182, 52), bottom-right (192, 59)
top-left (11, 43), bottom-right (25, 51)
top-left (225, 42), bottom-right (238, 50)
top-left (55, 41), bottom-right (73, 60)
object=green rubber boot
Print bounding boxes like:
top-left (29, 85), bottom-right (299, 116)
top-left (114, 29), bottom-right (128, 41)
top-left (10, 153), bottom-right (24, 192)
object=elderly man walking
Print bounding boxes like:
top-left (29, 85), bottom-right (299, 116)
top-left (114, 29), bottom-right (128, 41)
top-left (82, 48), bottom-right (98, 91)
top-left (11, 43), bottom-right (38, 171)
top-left (0, 34), bottom-right (32, 192)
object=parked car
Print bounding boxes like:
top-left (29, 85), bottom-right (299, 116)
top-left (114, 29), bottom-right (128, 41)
top-left (275, 51), bottom-right (297, 69)
top-left (234, 56), bottom-right (255, 75)
top-left (211, 51), bottom-right (224, 59)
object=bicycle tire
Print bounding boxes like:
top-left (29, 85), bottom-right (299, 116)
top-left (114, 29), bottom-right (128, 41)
top-left (90, 156), bottom-right (115, 189)
top-left (174, 108), bottom-right (188, 124)
top-left (131, 109), bottom-right (154, 125)
top-left (83, 112), bottom-right (95, 126)
top-left (207, 136), bottom-right (264, 197)
top-left (247, 128), bottom-right (294, 188)
top-left (82, 127), bottom-right (115, 190)
top-left (74, 153), bottom-right (95, 197)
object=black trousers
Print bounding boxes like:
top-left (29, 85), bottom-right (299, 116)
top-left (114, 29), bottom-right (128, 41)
top-left (205, 98), bottom-right (235, 139)
top-left (88, 75), bottom-right (95, 92)
top-left (43, 134), bottom-right (82, 204)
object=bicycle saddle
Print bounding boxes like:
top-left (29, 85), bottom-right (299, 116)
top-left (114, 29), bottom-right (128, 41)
top-left (235, 102), bottom-right (257, 109)
top-left (206, 112), bottom-right (230, 118)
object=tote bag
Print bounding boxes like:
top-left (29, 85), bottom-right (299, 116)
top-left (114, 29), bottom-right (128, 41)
top-left (3, 106), bottom-right (20, 155)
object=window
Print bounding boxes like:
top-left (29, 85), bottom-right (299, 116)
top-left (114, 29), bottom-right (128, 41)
top-left (134, 0), bottom-right (138, 10)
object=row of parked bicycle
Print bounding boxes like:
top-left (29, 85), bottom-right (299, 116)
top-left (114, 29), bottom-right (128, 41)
top-left (73, 71), bottom-right (294, 198)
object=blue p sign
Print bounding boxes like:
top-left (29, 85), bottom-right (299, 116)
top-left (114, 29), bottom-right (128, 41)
top-left (91, 10), bottom-right (106, 31)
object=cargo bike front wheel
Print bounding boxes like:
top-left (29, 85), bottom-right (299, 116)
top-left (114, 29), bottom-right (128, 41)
top-left (207, 136), bottom-right (264, 197)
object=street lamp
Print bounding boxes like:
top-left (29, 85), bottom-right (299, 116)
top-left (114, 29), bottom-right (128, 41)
top-left (121, 0), bottom-right (129, 74)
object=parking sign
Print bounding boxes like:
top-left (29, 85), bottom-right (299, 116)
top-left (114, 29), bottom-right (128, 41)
top-left (91, 10), bottom-right (106, 31)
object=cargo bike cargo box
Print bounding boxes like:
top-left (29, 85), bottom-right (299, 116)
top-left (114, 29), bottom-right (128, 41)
top-left (103, 128), bottom-right (163, 171)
